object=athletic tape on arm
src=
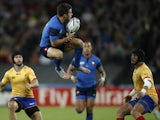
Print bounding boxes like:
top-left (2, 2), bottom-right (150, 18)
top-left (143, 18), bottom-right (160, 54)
top-left (143, 77), bottom-right (152, 89)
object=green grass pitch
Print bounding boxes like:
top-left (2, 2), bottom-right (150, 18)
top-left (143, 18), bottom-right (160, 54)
top-left (0, 106), bottom-right (156, 120)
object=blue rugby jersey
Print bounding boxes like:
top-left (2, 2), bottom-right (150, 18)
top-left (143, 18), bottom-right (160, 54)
top-left (40, 15), bottom-right (66, 47)
top-left (72, 54), bottom-right (101, 88)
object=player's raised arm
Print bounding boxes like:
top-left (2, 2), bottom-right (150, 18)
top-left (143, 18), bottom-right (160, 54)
top-left (97, 65), bottom-right (106, 87)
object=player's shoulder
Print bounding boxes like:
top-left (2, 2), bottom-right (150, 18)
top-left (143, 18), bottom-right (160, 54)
top-left (23, 65), bottom-right (34, 71)
top-left (139, 63), bottom-right (151, 73)
top-left (141, 63), bottom-right (150, 70)
top-left (49, 15), bottom-right (56, 21)
top-left (91, 54), bottom-right (101, 61)
top-left (49, 15), bottom-right (60, 25)
top-left (5, 67), bottom-right (14, 75)
top-left (4, 67), bottom-right (14, 75)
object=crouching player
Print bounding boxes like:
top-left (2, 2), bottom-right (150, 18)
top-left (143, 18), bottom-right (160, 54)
top-left (116, 49), bottom-right (158, 120)
top-left (0, 51), bottom-right (43, 120)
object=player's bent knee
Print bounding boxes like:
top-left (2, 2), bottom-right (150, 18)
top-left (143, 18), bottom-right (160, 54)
top-left (130, 109), bottom-right (138, 117)
top-left (75, 108), bottom-right (83, 113)
top-left (72, 38), bottom-right (83, 48)
top-left (55, 51), bottom-right (63, 59)
top-left (117, 108), bottom-right (125, 117)
top-left (76, 110), bottom-right (83, 114)
top-left (87, 107), bottom-right (93, 113)
top-left (47, 48), bottom-right (63, 59)
top-left (31, 111), bottom-right (42, 120)
top-left (8, 101), bottom-right (18, 111)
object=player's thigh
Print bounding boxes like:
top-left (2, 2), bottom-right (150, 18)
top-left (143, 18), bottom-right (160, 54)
top-left (117, 103), bottom-right (132, 117)
top-left (8, 100), bottom-right (19, 111)
top-left (131, 103), bottom-right (145, 115)
top-left (75, 99), bottom-right (86, 111)
top-left (70, 38), bottom-right (83, 48)
top-left (47, 47), bottom-right (63, 59)
top-left (87, 98), bottom-right (94, 107)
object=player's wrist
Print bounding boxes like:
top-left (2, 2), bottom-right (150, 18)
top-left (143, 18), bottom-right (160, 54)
top-left (141, 88), bottom-right (146, 94)
top-left (64, 37), bottom-right (70, 43)
top-left (129, 89), bottom-right (136, 96)
top-left (101, 77), bottom-right (105, 82)
top-left (71, 75), bottom-right (75, 81)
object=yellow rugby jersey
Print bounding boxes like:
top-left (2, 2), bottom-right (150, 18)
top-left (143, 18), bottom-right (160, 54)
top-left (1, 65), bottom-right (37, 98)
top-left (132, 63), bottom-right (158, 103)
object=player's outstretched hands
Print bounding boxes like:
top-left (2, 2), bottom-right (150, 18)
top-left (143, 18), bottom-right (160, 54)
top-left (70, 75), bottom-right (77, 83)
top-left (65, 32), bottom-right (75, 43)
top-left (98, 78), bottom-right (105, 87)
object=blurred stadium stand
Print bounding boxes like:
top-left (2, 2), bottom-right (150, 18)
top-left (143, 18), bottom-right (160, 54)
top-left (0, 62), bottom-right (123, 87)
top-left (0, 0), bottom-right (160, 86)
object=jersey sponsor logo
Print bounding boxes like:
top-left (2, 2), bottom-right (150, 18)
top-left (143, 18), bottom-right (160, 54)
top-left (13, 97), bottom-right (18, 100)
top-left (59, 29), bottom-right (62, 34)
top-left (92, 61), bottom-right (95, 65)
top-left (76, 91), bottom-right (80, 95)
top-left (29, 102), bottom-right (35, 106)
top-left (44, 48), bottom-right (48, 52)
top-left (80, 61), bottom-right (85, 65)
top-left (49, 28), bottom-right (60, 36)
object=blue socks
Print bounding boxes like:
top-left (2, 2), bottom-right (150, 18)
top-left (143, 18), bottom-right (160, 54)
top-left (86, 113), bottom-right (93, 120)
top-left (74, 48), bottom-right (82, 67)
top-left (52, 48), bottom-right (82, 71)
top-left (52, 59), bottom-right (61, 71)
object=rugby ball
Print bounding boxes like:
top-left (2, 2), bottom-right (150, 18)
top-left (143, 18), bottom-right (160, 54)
top-left (66, 17), bottom-right (80, 33)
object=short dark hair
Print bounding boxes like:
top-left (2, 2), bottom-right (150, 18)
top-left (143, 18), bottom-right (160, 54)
top-left (132, 48), bottom-right (145, 62)
top-left (57, 3), bottom-right (72, 16)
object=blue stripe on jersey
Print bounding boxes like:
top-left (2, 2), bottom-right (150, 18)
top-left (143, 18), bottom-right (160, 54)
top-left (74, 55), bottom-right (101, 88)
top-left (49, 28), bottom-right (60, 36)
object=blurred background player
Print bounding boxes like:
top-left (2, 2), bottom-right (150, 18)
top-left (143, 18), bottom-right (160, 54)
top-left (116, 49), bottom-right (158, 120)
top-left (67, 41), bottom-right (106, 120)
top-left (40, 2), bottom-right (90, 79)
top-left (0, 51), bottom-right (43, 120)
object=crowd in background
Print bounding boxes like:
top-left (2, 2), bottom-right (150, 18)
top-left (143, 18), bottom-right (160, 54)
top-left (0, 0), bottom-right (160, 84)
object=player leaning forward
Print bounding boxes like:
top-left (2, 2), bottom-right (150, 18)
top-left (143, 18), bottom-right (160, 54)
top-left (40, 3), bottom-right (90, 80)
top-left (116, 49), bottom-right (158, 120)
top-left (0, 51), bottom-right (43, 120)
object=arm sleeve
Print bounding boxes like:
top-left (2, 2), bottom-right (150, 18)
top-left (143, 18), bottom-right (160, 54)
top-left (1, 72), bottom-right (9, 85)
top-left (49, 27), bottom-right (60, 41)
top-left (96, 59), bottom-right (102, 69)
top-left (28, 68), bottom-right (37, 82)
top-left (140, 69), bottom-right (152, 82)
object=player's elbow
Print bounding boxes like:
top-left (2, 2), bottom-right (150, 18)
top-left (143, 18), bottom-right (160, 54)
top-left (0, 83), bottom-right (5, 91)
top-left (35, 82), bottom-right (39, 88)
top-left (33, 80), bottom-right (39, 88)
